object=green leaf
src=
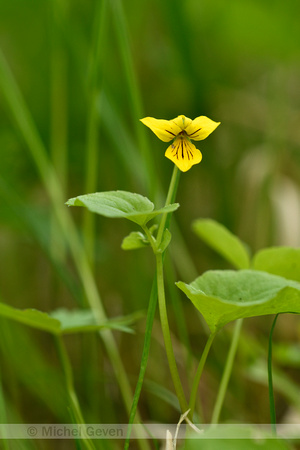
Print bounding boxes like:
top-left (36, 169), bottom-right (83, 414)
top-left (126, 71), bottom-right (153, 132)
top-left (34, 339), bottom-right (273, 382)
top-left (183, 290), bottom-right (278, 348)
top-left (193, 219), bottom-right (250, 269)
top-left (253, 247), bottom-right (300, 282)
top-left (157, 229), bottom-right (172, 253)
top-left (177, 270), bottom-right (300, 332)
top-left (0, 302), bottom-right (61, 333)
top-left (66, 191), bottom-right (179, 226)
top-left (49, 308), bottom-right (103, 333)
top-left (50, 308), bottom-right (143, 334)
top-left (0, 302), bottom-right (140, 335)
top-left (121, 231), bottom-right (149, 250)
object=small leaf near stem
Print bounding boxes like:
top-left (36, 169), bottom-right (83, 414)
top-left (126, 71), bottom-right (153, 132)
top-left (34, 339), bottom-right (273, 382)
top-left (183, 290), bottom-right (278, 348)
top-left (269, 313), bottom-right (279, 435)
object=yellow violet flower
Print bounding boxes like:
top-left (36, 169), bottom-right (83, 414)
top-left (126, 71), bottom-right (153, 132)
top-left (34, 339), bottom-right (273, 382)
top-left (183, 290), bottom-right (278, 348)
top-left (140, 115), bottom-right (220, 172)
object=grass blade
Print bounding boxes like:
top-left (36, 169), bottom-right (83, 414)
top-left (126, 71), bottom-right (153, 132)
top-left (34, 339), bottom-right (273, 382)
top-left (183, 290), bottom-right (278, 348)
top-left (109, 0), bottom-right (156, 197)
top-left (83, 0), bottom-right (109, 264)
top-left (268, 314), bottom-right (279, 434)
top-left (0, 48), bottom-right (145, 439)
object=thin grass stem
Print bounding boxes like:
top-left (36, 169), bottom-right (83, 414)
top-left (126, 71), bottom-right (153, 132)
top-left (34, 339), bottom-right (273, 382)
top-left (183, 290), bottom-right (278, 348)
top-left (83, 0), bottom-right (108, 264)
top-left (268, 314), bottom-right (279, 434)
top-left (54, 336), bottom-right (96, 450)
top-left (110, 0), bottom-right (156, 197)
top-left (165, 255), bottom-right (193, 369)
top-left (50, 0), bottom-right (68, 264)
top-left (156, 252), bottom-right (188, 413)
top-left (211, 319), bottom-right (243, 425)
top-left (124, 274), bottom-right (158, 450)
top-left (189, 331), bottom-right (217, 419)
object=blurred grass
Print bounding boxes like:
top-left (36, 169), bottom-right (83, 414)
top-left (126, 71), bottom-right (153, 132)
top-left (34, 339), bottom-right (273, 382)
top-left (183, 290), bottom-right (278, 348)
top-left (1, 0), bottom-right (300, 448)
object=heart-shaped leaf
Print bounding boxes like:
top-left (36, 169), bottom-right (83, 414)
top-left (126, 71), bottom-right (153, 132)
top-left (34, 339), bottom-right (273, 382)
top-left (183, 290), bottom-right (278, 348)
top-left (253, 247), bottom-right (300, 282)
top-left (177, 270), bottom-right (300, 332)
top-left (193, 219), bottom-right (250, 269)
top-left (66, 191), bottom-right (179, 226)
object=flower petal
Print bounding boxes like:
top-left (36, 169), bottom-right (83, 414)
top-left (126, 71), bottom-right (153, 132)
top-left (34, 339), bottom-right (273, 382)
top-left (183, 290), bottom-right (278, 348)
top-left (140, 117), bottom-right (182, 142)
top-left (171, 115), bottom-right (192, 130)
top-left (165, 137), bottom-right (202, 172)
top-left (185, 116), bottom-right (220, 141)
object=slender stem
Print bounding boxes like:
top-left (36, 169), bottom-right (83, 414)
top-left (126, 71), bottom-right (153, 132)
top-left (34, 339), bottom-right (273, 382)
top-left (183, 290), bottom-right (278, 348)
top-left (268, 314), bottom-right (279, 434)
top-left (142, 225), bottom-right (157, 252)
top-left (156, 165), bottom-right (187, 412)
top-left (189, 331), bottom-right (217, 419)
top-left (156, 252), bottom-right (188, 413)
top-left (54, 336), bottom-right (96, 450)
top-left (124, 166), bottom-right (182, 448)
top-left (211, 319), bottom-right (243, 425)
top-left (156, 166), bottom-right (180, 246)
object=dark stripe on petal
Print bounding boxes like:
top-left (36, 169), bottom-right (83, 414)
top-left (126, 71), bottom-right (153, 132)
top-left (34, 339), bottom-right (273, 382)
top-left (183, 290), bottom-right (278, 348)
top-left (188, 128), bottom-right (202, 137)
top-left (165, 129), bottom-right (176, 136)
top-left (184, 141), bottom-right (190, 160)
top-left (186, 140), bottom-right (195, 160)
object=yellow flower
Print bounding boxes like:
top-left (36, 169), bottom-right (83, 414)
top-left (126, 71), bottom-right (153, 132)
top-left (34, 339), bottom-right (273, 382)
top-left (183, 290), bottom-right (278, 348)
top-left (140, 115), bottom-right (220, 172)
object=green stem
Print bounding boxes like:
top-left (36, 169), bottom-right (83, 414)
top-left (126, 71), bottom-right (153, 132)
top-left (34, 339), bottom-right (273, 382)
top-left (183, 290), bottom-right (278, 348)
top-left (155, 166), bottom-right (187, 412)
top-left (142, 225), bottom-right (157, 251)
top-left (156, 252), bottom-right (188, 413)
top-left (211, 319), bottom-right (243, 424)
top-left (124, 165), bottom-right (181, 448)
top-left (156, 166), bottom-right (180, 246)
top-left (54, 336), bottom-right (96, 450)
top-left (189, 331), bottom-right (217, 419)
top-left (268, 314), bottom-right (279, 434)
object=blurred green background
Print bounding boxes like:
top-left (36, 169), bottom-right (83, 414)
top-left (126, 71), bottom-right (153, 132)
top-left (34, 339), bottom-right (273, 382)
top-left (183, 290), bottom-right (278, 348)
top-left (1, 0), bottom-right (300, 448)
